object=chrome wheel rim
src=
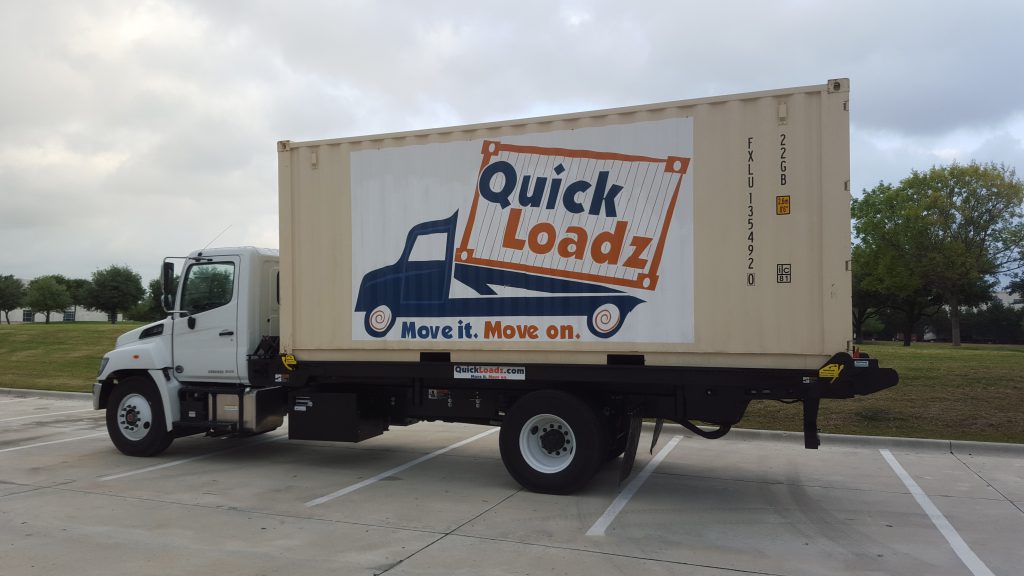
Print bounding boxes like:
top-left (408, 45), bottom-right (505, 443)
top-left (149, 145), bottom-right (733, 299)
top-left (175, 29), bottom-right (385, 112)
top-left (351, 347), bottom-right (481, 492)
top-left (117, 393), bottom-right (153, 441)
top-left (519, 414), bottom-right (576, 473)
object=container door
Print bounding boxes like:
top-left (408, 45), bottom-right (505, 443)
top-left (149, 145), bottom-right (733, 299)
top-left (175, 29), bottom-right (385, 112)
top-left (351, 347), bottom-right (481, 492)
top-left (172, 257), bottom-right (241, 384)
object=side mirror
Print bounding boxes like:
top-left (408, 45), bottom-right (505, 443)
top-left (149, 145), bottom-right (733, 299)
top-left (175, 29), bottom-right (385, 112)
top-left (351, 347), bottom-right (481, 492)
top-left (161, 262), bottom-right (176, 312)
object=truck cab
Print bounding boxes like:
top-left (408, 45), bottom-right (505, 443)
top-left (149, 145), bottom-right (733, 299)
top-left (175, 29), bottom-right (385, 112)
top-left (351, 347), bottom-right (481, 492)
top-left (94, 247), bottom-right (282, 456)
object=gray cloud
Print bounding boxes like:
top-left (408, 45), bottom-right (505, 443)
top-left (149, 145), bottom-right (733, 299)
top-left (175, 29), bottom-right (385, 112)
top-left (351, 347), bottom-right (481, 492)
top-left (1, 0), bottom-right (1022, 281)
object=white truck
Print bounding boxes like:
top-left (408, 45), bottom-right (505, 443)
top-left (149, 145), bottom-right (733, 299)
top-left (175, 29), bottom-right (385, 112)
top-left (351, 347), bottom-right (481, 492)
top-left (94, 79), bottom-right (897, 494)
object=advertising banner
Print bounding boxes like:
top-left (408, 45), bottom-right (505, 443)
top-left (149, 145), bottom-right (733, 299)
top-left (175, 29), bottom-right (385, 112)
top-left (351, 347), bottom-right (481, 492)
top-left (350, 118), bottom-right (694, 344)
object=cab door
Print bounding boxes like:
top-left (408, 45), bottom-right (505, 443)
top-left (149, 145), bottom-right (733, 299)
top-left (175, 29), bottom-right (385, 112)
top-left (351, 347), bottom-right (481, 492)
top-left (172, 258), bottom-right (241, 384)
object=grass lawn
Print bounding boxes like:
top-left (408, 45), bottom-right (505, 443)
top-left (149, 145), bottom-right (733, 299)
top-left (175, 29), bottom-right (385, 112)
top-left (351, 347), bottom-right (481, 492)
top-left (2, 324), bottom-right (1021, 443)
top-left (743, 341), bottom-right (1024, 444)
top-left (0, 322), bottom-right (142, 393)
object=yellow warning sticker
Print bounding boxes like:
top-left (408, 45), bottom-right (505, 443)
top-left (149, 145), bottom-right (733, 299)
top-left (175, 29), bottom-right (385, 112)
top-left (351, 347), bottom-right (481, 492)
top-left (818, 363), bottom-right (843, 383)
top-left (281, 354), bottom-right (297, 371)
top-left (776, 195), bottom-right (791, 215)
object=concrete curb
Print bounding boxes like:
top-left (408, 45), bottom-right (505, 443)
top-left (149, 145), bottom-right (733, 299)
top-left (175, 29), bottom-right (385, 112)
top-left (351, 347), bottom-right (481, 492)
top-left (648, 422), bottom-right (1024, 458)
top-left (0, 387), bottom-right (92, 401)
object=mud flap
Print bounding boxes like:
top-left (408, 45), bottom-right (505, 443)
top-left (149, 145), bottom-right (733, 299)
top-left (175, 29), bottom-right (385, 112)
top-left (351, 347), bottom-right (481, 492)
top-left (618, 410), bottom-right (642, 483)
top-left (649, 417), bottom-right (664, 455)
top-left (803, 392), bottom-right (821, 449)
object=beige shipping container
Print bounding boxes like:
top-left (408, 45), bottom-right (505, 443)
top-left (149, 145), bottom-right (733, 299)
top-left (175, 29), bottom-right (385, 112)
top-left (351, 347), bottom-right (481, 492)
top-left (278, 79), bottom-right (852, 370)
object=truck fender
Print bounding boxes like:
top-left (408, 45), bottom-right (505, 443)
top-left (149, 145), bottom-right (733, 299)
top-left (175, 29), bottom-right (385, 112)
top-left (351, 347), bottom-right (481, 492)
top-left (98, 368), bottom-right (180, 433)
top-left (98, 341), bottom-right (172, 382)
top-left (147, 369), bottom-right (181, 433)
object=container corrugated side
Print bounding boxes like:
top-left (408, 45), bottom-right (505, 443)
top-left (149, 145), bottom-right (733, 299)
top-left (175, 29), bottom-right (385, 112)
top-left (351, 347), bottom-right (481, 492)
top-left (279, 79), bottom-right (851, 370)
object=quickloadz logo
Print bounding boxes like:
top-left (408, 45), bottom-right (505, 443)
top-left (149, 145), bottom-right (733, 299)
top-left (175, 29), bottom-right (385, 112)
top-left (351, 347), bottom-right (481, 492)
top-left (458, 140), bottom-right (690, 291)
top-left (453, 365), bottom-right (526, 381)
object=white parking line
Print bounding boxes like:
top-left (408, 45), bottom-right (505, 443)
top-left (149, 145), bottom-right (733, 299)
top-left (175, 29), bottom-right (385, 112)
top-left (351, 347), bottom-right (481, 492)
top-left (880, 449), bottom-right (995, 576)
top-left (587, 435), bottom-right (682, 536)
top-left (0, 408), bottom-right (94, 422)
top-left (0, 432), bottom-right (107, 453)
top-left (305, 427), bottom-right (499, 507)
top-left (99, 434), bottom-right (286, 481)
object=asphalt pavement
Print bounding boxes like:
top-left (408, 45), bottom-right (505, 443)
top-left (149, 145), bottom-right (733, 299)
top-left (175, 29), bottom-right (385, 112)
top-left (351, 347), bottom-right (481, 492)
top-left (1, 390), bottom-right (1021, 575)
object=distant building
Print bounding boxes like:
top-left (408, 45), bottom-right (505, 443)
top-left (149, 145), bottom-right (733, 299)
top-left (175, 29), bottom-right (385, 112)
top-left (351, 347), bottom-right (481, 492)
top-left (993, 291), bottom-right (1024, 309)
top-left (5, 307), bottom-right (123, 323)
top-left (4, 277), bottom-right (126, 323)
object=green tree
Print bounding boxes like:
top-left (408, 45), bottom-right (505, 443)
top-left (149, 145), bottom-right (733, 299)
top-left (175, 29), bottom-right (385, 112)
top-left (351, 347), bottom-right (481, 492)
top-left (901, 163), bottom-right (1024, 346)
top-left (143, 278), bottom-right (166, 321)
top-left (853, 164), bottom-right (1024, 346)
top-left (48, 276), bottom-right (93, 320)
top-left (961, 299), bottom-right (1024, 344)
top-left (0, 275), bottom-right (26, 324)
top-left (851, 243), bottom-right (886, 344)
top-left (26, 276), bottom-right (72, 323)
top-left (86, 266), bottom-right (145, 324)
top-left (128, 277), bottom-right (176, 322)
top-left (1009, 277), bottom-right (1024, 298)
top-left (852, 182), bottom-right (942, 346)
top-left (62, 278), bottom-right (93, 317)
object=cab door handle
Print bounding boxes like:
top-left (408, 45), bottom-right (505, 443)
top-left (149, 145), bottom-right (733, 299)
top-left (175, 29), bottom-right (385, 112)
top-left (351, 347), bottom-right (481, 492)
top-left (219, 330), bottom-right (234, 337)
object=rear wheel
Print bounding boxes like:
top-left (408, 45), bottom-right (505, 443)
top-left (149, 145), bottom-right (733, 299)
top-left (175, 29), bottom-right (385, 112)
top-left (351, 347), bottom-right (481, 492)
top-left (106, 377), bottom-right (173, 456)
top-left (499, 390), bottom-right (607, 494)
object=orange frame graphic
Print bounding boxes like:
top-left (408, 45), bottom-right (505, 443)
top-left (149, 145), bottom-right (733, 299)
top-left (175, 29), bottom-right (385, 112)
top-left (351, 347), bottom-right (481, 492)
top-left (456, 140), bottom-right (690, 291)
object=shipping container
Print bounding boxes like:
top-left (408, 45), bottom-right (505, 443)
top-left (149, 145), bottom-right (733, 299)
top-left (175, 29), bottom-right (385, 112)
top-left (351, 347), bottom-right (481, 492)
top-left (279, 79), bottom-right (851, 370)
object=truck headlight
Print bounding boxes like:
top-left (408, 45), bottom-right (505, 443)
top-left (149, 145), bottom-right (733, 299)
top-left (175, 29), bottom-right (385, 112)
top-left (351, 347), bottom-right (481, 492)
top-left (97, 357), bottom-right (109, 378)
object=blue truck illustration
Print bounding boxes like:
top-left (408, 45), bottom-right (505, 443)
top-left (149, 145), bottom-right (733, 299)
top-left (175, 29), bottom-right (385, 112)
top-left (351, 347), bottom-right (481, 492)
top-left (354, 212), bottom-right (644, 338)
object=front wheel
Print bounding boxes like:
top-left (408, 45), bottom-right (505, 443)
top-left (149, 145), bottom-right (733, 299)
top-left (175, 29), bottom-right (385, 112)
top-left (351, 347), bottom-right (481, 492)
top-left (106, 377), bottom-right (173, 457)
top-left (499, 390), bottom-right (607, 494)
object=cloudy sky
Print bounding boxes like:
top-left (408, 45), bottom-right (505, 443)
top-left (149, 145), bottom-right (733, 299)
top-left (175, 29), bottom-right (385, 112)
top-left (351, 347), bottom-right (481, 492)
top-left (2, 0), bottom-right (1022, 282)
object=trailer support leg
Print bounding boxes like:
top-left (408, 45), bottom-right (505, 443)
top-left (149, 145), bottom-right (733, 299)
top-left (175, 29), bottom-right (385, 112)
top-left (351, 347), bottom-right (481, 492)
top-left (802, 393), bottom-right (821, 449)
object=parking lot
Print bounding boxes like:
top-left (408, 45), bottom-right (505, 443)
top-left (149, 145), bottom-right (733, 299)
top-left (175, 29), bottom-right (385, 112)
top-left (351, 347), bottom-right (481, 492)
top-left (1, 392), bottom-right (1022, 575)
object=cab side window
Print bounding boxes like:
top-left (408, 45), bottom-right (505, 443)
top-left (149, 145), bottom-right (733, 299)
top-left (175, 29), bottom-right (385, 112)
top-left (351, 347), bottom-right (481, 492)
top-left (181, 262), bottom-right (235, 314)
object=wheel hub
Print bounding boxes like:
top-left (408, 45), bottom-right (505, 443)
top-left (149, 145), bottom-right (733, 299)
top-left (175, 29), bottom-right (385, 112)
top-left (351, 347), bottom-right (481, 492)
top-left (540, 427), bottom-right (567, 453)
top-left (520, 414), bottom-right (576, 473)
top-left (117, 394), bottom-right (153, 441)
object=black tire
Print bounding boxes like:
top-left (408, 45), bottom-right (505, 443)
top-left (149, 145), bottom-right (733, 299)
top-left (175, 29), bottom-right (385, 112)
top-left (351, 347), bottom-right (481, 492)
top-left (106, 377), bottom-right (173, 457)
top-left (499, 390), bottom-right (607, 494)
top-left (605, 406), bottom-right (629, 460)
top-left (607, 427), bottom-right (628, 461)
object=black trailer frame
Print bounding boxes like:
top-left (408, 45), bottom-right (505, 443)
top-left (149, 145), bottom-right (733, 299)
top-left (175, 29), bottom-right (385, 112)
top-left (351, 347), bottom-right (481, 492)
top-left (99, 344), bottom-right (895, 493)
top-left (246, 349), bottom-right (896, 451)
